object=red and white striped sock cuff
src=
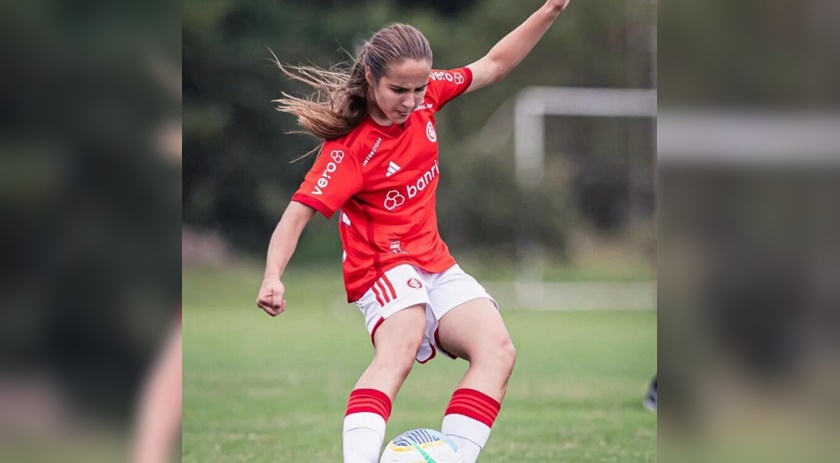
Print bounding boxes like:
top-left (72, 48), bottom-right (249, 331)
top-left (444, 388), bottom-right (501, 428)
top-left (345, 388), bottom-right (392, 421)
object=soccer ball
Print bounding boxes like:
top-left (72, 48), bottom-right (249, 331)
top-left (379, 428), bottom-right (465, 463)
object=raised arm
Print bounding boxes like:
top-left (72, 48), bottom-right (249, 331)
top-left (256, 201), bottom-right (317, 316)
top-left (466, 0), bottom-right (571, 93)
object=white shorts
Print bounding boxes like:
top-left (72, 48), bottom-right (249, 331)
top-left (354, 264), bottom-right (497, 363)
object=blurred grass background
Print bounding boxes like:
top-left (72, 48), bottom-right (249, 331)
top-left (183, 264), bottom-right (656, 462)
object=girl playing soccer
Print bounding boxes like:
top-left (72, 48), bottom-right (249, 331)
top-left (256, 2), bottom-right (572, 462)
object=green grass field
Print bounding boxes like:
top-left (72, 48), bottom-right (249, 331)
top-left (183, 265), bottom-right (656, 462)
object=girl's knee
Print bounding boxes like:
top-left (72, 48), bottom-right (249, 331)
top-left (473, 335), bottom-right (516, 375)
top-left (374, 350), bottom-right (416, 379)
top-left (373, 338), bottom-right (422, 378)
top-left (495, 336), bottom-right (516, 373)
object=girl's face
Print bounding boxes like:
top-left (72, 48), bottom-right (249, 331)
top-left (367, 59), bottom-right (431, 125)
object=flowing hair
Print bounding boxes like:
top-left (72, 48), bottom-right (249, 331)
top-left (271, 23), bottom-right (432, 159)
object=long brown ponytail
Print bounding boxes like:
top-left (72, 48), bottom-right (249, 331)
top-left (272, 23), bottom-right (433, 147)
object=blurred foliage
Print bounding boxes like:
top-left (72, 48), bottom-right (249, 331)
top-left (1, 0), bottom-right (181, 426)
top-left (183, 0), bottom-right (656, 261)
top-left (659, 0), bottom-right (840, 108)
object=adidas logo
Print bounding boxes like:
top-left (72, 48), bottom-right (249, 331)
top-left (386, 161), bottom-right (401, 177)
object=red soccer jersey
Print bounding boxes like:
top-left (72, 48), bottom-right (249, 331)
top-left (292, 67), bottom-right (473, 302)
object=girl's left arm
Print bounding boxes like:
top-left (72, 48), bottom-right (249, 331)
top-left (466, 0), bottom-right (571, 94)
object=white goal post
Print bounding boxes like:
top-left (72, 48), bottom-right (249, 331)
top-left (514, 87), bottom-right (657, 184)
top-left (495, 87), bottom-right (838, 309)
top-left (657, 111), bottom-right (840, 165)
top-left (501, 87), bottom-right (658, 309)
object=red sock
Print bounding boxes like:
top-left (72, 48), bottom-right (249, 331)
top-left (442, 388), bottom-right (501, 462)
top-left (344, 389), bottom-right (392, 463)
top-left (444, 388), bottom-right (500, 427)
top-left (345, 388), bottom-right (392, 420)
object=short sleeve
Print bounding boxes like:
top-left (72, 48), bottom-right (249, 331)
top-left (425, 68), bottom-right (473, 111)
top-left (292, 142), bottom-right (362, 219)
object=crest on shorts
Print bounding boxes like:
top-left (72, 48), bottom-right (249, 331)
top-left (407, 278), bottom-right (423, 289)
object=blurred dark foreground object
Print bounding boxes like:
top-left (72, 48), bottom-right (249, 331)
top-left (1, 1), bottom-right (180, 462)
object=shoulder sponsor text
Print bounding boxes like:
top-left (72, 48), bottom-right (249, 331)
top-left (429, 71), bottom-right (465, 85)
top-left (311, 149), bottom-right (345, 195)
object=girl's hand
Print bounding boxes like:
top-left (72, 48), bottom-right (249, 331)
top-left (256, 278), bottom-right (287, 317)
top-left (547, 0), bottom-right (571, 13)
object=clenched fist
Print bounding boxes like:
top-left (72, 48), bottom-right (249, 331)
top-left (256, 278), bottom-right (287, 317)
